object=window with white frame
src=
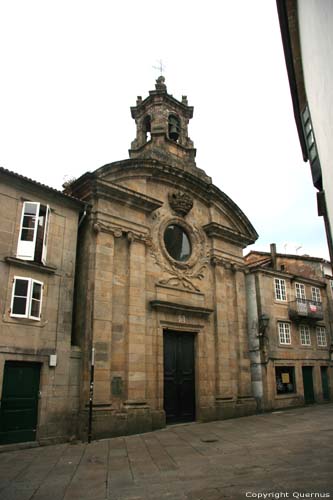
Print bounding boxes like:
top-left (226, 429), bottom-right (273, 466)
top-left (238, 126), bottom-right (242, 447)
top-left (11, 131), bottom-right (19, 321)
top-left (311, 286), bottom-right (321, 303)
top-left (17, 202), bottom-right (50, 264)
top-left (295, 283), bottom-right (306, 301)
top-left (10, 277), bottom-right (43, 320)
top-left (278, 322), bottom-right (291, 345)
top-left (316, 326), bottom-right (327, 347)
top-left (275, 278), bottom-right (287, 301)
top-left (300, 325), bottom-right (311, 346)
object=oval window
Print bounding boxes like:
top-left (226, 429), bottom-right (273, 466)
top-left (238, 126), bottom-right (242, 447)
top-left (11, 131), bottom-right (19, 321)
top-left (164, 224), bottom-right (191, 262)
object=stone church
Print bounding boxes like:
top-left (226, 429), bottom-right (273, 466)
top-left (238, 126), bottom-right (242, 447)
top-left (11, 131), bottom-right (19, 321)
top-left (67, 77), bottom-right (259, 439)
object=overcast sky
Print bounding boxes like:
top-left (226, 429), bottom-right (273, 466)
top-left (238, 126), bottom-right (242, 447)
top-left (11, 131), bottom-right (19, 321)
top-left (0, 0), bottom-right (329, 260)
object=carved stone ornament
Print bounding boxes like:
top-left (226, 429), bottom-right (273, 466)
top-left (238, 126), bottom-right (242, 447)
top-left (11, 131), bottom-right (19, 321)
top-left (168, 191), bottom-right (193, 217)
top-left (149, 214), bottom-right (209, 292)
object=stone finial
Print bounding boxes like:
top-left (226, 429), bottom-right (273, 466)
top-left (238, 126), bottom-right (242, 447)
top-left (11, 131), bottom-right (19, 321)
top-left (182, 95), bottom-right (188, 105)
top-left (168, 191), bottom-right (193, 217)
top-left (155, 75), bottom-right (167, 91)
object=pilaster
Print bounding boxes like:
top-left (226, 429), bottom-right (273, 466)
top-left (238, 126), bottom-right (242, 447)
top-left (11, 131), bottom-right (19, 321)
top-left (127, 237), bottom-right (147, 402)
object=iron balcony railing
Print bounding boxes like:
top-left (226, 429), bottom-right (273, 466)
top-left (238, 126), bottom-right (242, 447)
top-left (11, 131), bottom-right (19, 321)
top-left (288, 298), bottom-right (323, 322)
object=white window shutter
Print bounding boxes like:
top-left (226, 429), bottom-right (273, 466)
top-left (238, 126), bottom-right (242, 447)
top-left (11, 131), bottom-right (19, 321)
top-left (16, 202), bottom-right (40, 261)
top-left (41, 205), bottom-right (50, 265)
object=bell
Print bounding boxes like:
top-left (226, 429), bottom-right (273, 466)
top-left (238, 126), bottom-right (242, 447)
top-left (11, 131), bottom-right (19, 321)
top-left (169, 125), bottom-right (179, 141)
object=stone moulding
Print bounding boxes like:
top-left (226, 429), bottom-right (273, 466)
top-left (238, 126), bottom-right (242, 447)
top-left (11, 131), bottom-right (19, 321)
top-left (203, 222), bottom-right (256, 248)
top-left (93, 179), bottom-right (163, 213)
top-left (150, 300), bottom-right (213, 317)
top-left (5, 256), bottom-right (57, 274)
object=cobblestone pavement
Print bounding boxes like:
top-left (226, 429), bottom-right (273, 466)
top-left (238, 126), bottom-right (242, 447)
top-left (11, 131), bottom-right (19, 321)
top-left (0, 404), bottom-right (333, 500)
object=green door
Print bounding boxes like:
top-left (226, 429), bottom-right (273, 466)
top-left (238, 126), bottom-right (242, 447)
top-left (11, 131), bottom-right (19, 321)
top-left (321, 366), bottom-right (330, 401)
top-left (302, 366), bottom-right (315, 404)
top-left (0, 361), bottom-right (41, 444)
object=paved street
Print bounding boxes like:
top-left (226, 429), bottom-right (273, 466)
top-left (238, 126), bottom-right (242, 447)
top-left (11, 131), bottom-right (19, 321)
top-left (0, 404), bottom-right (333, 500)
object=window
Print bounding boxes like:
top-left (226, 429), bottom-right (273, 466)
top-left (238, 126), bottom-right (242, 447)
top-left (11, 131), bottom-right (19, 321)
top-left (17, 202), bottom-right (50, 264)
top-left (316, 326), bottom-right (327, 347)
top-left (311, 287), bottom-right (321, 303)
top-left (330, 280), bottom-right (333, 298)
top-left (164, 224), bottom-right (191, 262)
top-left (300, 325), bottom-right (311, 346)
top-left (10, 277), bottom-right (43, 320)
top-left (302, 106), bottom-right (318, 163)
top-left (295, 283), bottom-right (306, 300)
top-left (278, 322), bottom-right (291, 345)
top-left (274, 278), bottom-right (286, 301)
top-left (275, 366), bottom-right (296, 394)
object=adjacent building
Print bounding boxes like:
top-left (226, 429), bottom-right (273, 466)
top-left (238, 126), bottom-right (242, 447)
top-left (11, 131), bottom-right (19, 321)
top-left (245, 244), bottom-right (333, 412)
top-left (276, 0), bottom-right (333, 263)
top-left (0, 167), bottom-right (84, 445)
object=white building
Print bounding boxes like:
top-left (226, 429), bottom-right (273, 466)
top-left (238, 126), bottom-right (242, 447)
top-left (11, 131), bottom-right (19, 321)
top-left (276, 0), bottom-right (333, 264)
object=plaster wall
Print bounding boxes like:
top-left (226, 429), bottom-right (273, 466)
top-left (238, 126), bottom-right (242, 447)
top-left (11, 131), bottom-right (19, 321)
top-left (297, 0), bottom-right (333, 245)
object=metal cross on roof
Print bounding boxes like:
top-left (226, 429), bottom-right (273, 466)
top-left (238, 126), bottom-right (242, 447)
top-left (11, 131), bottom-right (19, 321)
top-left (153, 59), bottom-right (165, 76)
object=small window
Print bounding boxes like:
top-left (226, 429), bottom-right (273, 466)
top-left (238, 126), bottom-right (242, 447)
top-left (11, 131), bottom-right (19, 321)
top-left (17, 202), bottom-right (50, 264)
top-left (274, 278), bottom-right (287, 301)
top-left (295, 283), bottom-right (306, 300)
top-left (316, 326), bottom-right (327, 347)
top-left (311, 287), bottom-right (321, 303)
top-left (300, 325), bottom-right (311, 346)
top-left (278, 322), bottom-right (291, 345)
top-left (275, 366), bottom-right (296, 394)
top-left (302, 105), bottom-right (318, 163)
top-left (10, 277), bottom-right (43, 321)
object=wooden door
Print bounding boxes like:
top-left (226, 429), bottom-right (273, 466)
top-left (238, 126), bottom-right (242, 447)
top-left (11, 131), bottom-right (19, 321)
top-left (302, 366), bottom-right (315, 404)
top-left (163, 331), bottom-right (195, 424)
top-left (0, 361), bottom-right (41, 444)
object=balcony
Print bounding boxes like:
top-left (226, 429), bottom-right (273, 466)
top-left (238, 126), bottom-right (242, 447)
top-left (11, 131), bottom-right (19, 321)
top-left (288, 299), bottom-right (323, 322)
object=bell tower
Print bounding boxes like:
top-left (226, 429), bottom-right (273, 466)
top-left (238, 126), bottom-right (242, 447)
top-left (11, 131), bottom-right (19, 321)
top-left (129, 76), bottom-right (197, 168)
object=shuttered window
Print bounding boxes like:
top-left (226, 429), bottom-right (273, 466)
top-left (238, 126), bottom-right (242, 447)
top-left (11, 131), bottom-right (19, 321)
top-left (17, 202), bottom-right (50, 264)
top-left (10, 277), bottom-right (43, 320)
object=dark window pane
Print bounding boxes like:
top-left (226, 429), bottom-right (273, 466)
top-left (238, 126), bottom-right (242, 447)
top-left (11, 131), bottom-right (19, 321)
top-left (15, 279), bottom-right (29, 297)
top-left (21, 228), bottom-right (35, 241)
top-left (30, 299), bottom-right (40, 318)
top-left (164, 224), bottom-right (191, 262)
top-left (31, 282), bottom-right (42, 300)
top-left (12, 296), bottom-right (27, 315)
top-left (22, 215), bottom-right (36, 229)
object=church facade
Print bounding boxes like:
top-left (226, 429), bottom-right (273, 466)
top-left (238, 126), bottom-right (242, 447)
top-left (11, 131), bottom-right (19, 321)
top-left (68, 78), bottom-right (259, 439)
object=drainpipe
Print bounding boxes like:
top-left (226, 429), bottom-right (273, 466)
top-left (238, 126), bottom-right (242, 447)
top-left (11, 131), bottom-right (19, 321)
top-left (245, 273), bottom-right (264, 412)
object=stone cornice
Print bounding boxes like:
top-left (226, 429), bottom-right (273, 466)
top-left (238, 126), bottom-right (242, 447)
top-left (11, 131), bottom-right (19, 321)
top-left (93, 179), bottom-right (163, 213)
top-left (69, 159), bottom-right (258, 245)
top-left (203, 222), bottom-right (256, 248)
top-left (69, 174), bottom-right (163, 213)
top-left (4, 256), bottom-right (57, 274)
top-left (210, 255), bottom-right (246, 273)
top-left (150, 300), bottom-right (213, 317)
top-left (248, 267), bottom-right (327, 288)
top-left (92, 220), bottom-right (149, 243)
